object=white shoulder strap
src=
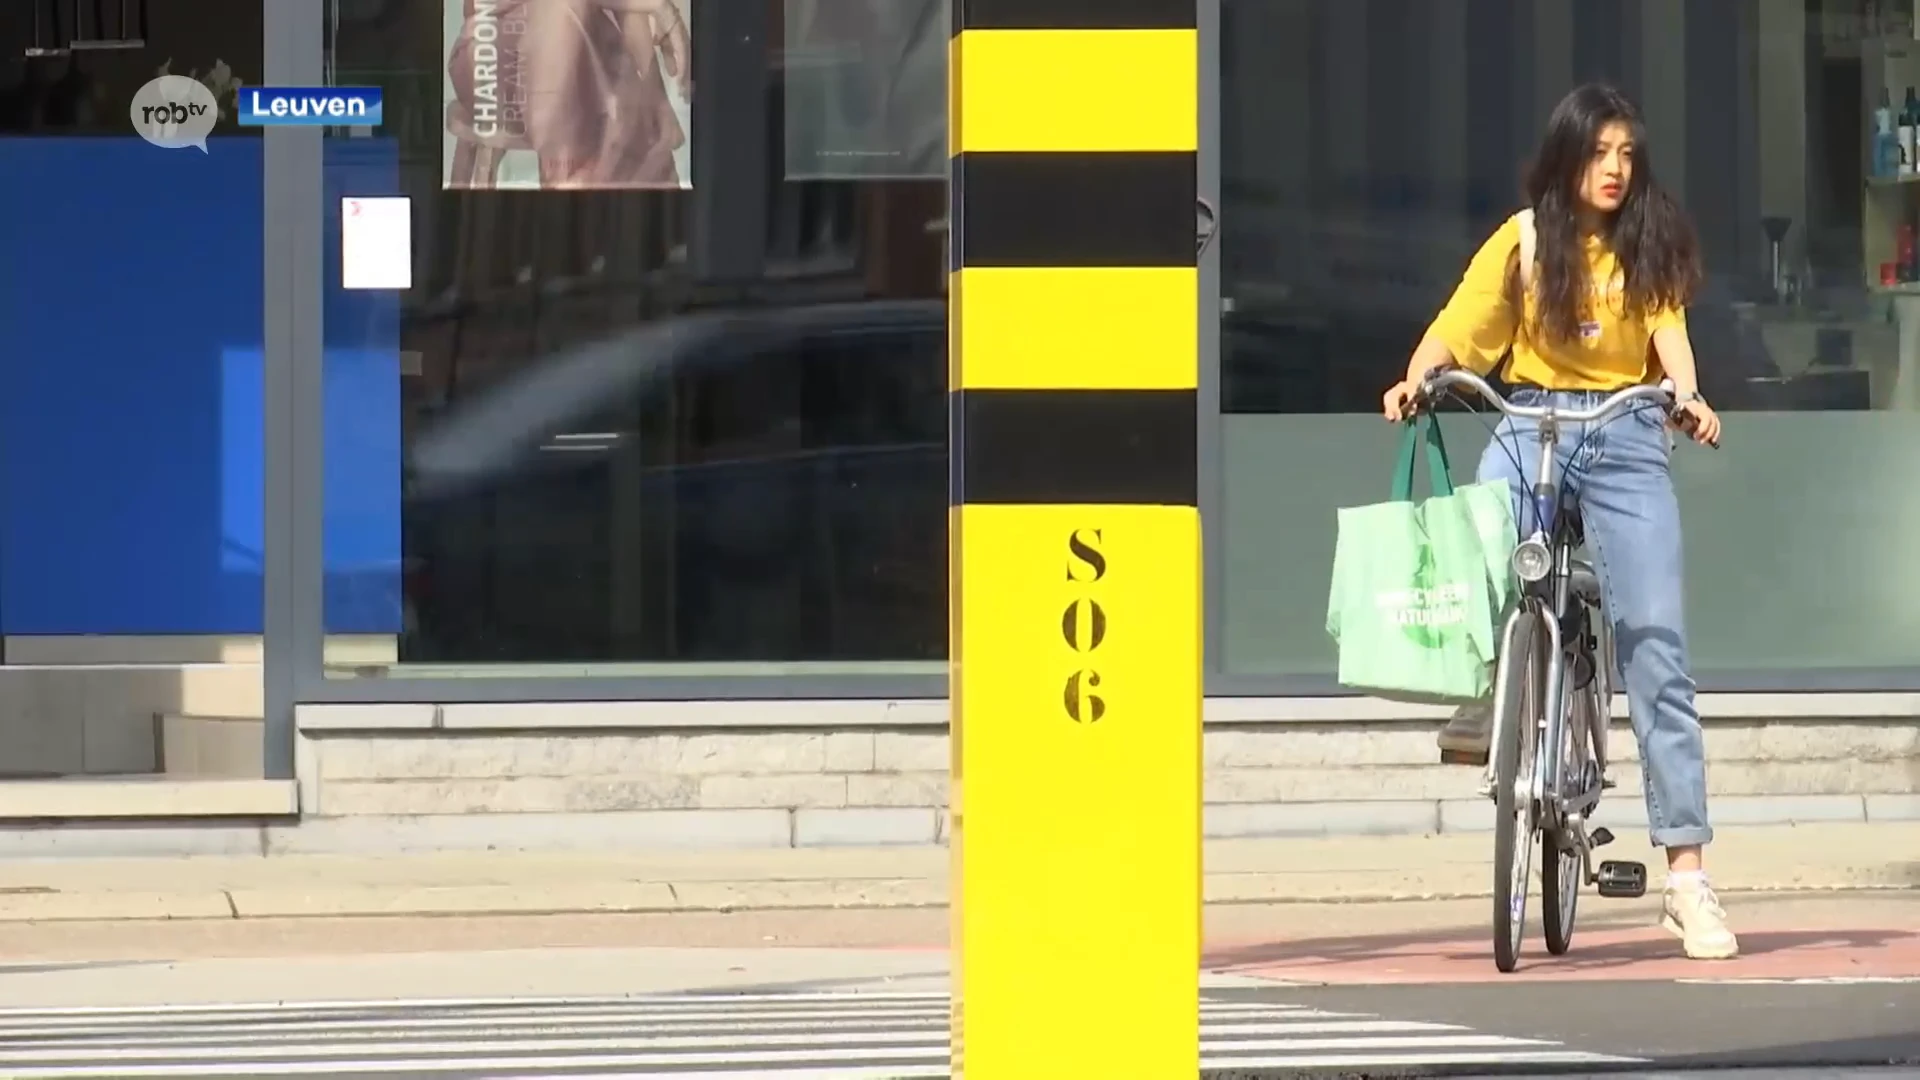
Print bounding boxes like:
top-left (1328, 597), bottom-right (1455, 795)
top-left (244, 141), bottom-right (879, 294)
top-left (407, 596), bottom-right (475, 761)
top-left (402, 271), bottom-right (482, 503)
top-left (1515, 208), bottom-right (1537, 290)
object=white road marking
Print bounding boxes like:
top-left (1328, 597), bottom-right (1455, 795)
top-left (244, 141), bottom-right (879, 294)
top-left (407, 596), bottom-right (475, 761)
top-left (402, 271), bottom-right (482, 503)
top-left (0, 991), bottom-right (1645, 1077)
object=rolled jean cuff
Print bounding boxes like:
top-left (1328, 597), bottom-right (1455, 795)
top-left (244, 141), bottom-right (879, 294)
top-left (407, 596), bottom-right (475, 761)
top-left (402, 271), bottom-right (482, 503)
top-left (1648, 824), bottom-right (1713, 848)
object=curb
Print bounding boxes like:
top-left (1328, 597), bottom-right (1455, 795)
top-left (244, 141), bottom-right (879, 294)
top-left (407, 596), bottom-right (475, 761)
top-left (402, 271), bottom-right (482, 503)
top-left (2, 868), bottom-right (1909, 923)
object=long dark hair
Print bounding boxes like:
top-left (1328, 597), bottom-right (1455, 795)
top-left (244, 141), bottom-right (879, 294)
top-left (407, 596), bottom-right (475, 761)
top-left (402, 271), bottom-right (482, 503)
top-left (1507, 83), bottom-right (1701, 347)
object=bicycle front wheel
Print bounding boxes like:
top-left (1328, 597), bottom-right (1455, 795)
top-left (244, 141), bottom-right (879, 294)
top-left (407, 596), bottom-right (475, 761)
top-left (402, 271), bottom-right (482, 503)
top-left (1492, 607), bottom-right (1544, 974)
top-left (1543, 668), bottom-right (1601, 955)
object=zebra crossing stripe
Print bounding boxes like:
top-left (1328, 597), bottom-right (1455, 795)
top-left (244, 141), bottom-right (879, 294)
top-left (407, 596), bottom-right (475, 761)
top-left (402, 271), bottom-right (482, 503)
top-left (0, 1012), bottom-right (1415, 1044)
top-left (0, 992), bottom-right (1645, 1077)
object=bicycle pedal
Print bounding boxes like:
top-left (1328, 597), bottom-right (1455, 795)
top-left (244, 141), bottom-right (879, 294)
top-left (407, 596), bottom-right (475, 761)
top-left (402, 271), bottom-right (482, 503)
top-left (1589, 827), bottom-right (1615, 848)
top-left (1596, 859), bottom-right (1647, 899)
top-left (1602, 776), bottom-right (1617, 790)
top-left (1440, 748), bottom-right (1490, 768)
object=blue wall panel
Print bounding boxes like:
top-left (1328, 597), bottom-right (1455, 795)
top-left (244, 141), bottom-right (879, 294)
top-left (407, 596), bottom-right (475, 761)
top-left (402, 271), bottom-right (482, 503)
top-left (320, 139), bottom-right (405, 636)
top-left (0, 136), bottom-right (401, 636)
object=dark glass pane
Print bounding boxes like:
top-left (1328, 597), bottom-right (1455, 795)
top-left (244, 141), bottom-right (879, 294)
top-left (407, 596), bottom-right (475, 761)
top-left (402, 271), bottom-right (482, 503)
top-left (1218, 0), bottom-right (1920, 679)
top-left (0, 1), bottom-right (261, 137)
top-left (321, 0), bottom-right (947, 674)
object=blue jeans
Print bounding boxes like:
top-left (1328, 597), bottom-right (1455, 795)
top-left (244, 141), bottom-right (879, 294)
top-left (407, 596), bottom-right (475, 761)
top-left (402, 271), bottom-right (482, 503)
top-left (1477, 388), bottom-right (1713, 849)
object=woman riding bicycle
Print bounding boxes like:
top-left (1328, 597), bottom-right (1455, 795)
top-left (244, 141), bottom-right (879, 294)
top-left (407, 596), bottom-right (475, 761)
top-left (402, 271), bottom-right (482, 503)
top-left (1381, 83), bottom-right (1736, 961)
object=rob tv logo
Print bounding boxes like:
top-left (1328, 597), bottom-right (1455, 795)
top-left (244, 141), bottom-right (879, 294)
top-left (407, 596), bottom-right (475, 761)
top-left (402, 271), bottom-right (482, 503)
top-left (130, 75), bottom-right (219, 152)
top-left (141, 99), bottom-right (208, 127)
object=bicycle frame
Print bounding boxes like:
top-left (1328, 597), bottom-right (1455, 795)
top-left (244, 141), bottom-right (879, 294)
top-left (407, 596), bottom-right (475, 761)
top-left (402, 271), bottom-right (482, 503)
top-left (1519, 415), bottom-right (1582, 825)
top-left (1417, 367), bottom-right (1674, 823)
top-left (1515, 515), bottom-right (1593, 828)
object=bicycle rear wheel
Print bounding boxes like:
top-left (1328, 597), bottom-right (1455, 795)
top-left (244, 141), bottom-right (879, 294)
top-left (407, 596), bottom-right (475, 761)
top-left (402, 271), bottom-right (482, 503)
top-left (1491, 608), bottom-right (1544, 974)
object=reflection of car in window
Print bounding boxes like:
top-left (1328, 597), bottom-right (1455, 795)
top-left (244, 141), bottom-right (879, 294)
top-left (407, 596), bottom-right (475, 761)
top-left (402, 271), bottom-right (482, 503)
top-left (403, 300), bottom-right (947, 665)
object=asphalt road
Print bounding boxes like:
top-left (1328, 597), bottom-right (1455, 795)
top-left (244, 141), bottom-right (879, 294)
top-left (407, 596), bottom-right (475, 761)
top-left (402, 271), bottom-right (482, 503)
top-left (0, 980), bottom-right (1908, 1078)
top-left (1202, 980), bottom-right (1920, 1077)
top-left (0, 895), bottom-right (1911, 1077)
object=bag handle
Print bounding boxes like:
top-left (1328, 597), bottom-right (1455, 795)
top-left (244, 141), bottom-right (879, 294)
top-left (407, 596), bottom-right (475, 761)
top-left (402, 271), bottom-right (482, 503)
top-left (1390, 414), bottom-right (1456, 502)
top-left (1516, 208), bottom-right (1537, 291)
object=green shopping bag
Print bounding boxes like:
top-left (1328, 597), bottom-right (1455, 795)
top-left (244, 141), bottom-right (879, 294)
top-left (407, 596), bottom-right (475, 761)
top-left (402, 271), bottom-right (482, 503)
top-left (1326, 415), bottom-right (1517, 704)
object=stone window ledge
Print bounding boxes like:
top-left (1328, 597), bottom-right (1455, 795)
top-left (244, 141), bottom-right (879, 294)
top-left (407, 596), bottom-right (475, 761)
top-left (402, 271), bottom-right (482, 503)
top-left (295, 693), bottom-right (1920, 734)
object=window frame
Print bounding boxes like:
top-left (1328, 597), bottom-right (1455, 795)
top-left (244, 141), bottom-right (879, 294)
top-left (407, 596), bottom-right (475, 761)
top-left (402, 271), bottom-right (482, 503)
top-left (262, 0), bottom-right (947, 782)
top-left (1200, 0), bottom-right (1920, 697)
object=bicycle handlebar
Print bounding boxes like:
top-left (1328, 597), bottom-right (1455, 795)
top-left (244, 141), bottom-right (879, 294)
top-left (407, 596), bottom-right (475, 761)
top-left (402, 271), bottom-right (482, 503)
top-left (1415, 366), bottom-right (1673, 423)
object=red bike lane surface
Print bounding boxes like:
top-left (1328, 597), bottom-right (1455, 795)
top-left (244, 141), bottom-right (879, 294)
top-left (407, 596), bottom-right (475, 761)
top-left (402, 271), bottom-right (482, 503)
top-left (1204, 909), bottom-right (1920, 985)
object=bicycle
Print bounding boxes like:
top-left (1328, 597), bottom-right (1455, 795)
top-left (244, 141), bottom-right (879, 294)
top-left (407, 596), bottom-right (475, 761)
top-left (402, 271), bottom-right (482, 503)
top-left (1410, 363), bottom-right (1709, 974)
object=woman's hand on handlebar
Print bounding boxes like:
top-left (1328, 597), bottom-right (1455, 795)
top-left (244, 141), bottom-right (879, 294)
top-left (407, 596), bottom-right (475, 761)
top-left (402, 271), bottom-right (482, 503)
top-left (1383, 361), bottom-right (1461, 422)
top-left (1382, 379), bottom-right (1423, 422)
top-left (1673, 398), bottom-right (1722, 447)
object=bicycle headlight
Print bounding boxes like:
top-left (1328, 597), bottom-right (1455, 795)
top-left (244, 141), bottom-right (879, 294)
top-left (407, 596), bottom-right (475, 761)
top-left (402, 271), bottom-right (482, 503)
top-left (1511, 538), bottom-right (1553, 583)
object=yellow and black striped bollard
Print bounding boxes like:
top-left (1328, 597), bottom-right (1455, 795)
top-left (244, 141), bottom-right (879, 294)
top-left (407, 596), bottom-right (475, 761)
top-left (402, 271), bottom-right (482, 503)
top-left (947, 1), bottom-right (1201, 1076)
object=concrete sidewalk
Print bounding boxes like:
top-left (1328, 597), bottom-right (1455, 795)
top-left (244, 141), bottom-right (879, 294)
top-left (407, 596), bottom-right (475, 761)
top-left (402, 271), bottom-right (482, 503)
top-left (0, 946), bottom-right (958, 1008)
top-left (0, 822), bottom-right (1910, 923)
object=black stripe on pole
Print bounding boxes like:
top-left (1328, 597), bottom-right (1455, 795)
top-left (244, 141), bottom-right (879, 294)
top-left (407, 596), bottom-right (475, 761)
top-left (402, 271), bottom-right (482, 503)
top-left (950, 152), bottom-right (1197, 269)
top-left (955, 0), bottom-right (1196, 33)
top-left (950, 389), bottom-right (1200, 506)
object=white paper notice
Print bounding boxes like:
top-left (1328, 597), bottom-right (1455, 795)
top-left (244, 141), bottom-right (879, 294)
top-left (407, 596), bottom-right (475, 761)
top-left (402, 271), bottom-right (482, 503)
top-left (341, 196), bottom-right (412, 290)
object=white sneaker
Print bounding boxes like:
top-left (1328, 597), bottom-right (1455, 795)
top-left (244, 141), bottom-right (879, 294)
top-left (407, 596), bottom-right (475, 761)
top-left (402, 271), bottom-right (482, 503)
top-left (1661, 879), bottom-right (1739, 960)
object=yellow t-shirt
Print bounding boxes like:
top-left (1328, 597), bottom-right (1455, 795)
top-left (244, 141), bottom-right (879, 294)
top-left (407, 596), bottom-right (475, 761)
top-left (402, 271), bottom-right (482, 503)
top-left (1425, 213), bottom-right (1685, 391)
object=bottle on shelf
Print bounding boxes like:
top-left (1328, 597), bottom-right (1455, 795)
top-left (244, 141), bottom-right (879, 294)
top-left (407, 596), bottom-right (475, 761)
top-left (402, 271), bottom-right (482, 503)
top-left (1878, 89), bottom-right (1900, 178)
top-left (1900, 87), bottom-right (1917, 176)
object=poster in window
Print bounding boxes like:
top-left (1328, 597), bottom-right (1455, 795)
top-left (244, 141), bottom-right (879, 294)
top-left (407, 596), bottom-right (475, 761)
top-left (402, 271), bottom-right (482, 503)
top-left (783, 0), bottom-right (946, 181)
top-left (441, 0), bottom-right (693, 190)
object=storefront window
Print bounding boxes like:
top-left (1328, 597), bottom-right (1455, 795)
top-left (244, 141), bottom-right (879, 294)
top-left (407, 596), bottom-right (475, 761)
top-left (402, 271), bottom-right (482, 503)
top-left (0, 1), bottom-right (267, 778)
top-left (1219, 0), bottom-right (1920, 683)
top-left (319, 0), bottom-right (947, 678)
